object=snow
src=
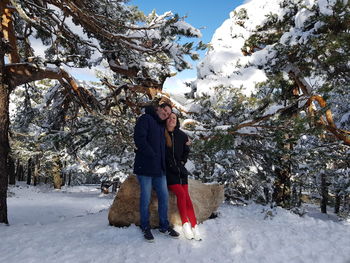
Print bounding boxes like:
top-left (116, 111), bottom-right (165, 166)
top-left (318, 0), bottom-right (337, 15)
top-left (236, 126), bottom-right (260, 134)
top-left (191, 0), bottom-right (346, 113)
top-left (192, 0), bottom-right (285, 97)
top-left (2, 183), bottom-right (350, 263)
top-left (263, 104), bottom-right (285, 115)
top-left (295, 8), bottom-right (314, 29)
top-left (173, 20), bottom-right (202, 38)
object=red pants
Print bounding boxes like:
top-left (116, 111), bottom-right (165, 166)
top-left (168, 184), bottom-right (197, 227)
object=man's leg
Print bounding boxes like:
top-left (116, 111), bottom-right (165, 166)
top-left (137, 175), bottom-right (152, 230)
top-left (152, 174), bottom-right (169, 231)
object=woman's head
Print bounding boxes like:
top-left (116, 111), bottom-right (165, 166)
top-left (165, 112), bottom-right (180, 147)
top-left (166, 112), bottom-right (180, 131)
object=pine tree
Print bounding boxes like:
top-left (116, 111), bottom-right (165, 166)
top-left (0, 0), bottom-right (201, 224)
top-left (187, 0), bottom-right (350, 211)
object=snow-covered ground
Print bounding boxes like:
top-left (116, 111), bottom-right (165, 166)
top-left (1, 183), bottom-right (350, 263)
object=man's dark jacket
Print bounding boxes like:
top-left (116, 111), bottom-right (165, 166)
top-left (165, 127), bottom-right (190, 185)
top-left (133, 107), bottom-right (166, 176)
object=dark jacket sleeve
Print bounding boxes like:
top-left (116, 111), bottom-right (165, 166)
top-left (134, 115), bottom-right (156, 158)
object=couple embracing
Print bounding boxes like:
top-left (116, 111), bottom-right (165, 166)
top-left (133, 102), bottom-right (201, 242)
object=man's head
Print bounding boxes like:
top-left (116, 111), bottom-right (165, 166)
top-left (156, 103), bottom-right (172, 120)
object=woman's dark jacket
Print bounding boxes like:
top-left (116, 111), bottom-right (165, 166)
top-left (165, 128), bottom-right (190, 185)
top-left (133, 107), bottom-right (166, 176)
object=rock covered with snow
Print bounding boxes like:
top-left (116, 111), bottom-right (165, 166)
top-left (108, 175), bottom-right (224, 227)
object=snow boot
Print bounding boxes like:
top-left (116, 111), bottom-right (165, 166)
top-left (192, 225), bottom-right (202, 241)
top-left (182, 222), bottom-right (194, 240)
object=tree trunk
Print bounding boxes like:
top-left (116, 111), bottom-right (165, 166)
top-left (16, 164), bottom-right (24, 181)
top-left (26, 158), bottom-right (32, 185)
top-left (33, 155), bottom-right (40, 186)
top-left (33, 176), bottom-right (38, 186)
top-left (334, 191), bottom-right (341, 214)
top-left (52, 156), bottom-right (62, 189)
top-left (68, 172), bottom-right (71, 186)
top-left (344, 195), bottom-right (349, 213)
top-left (14, 158), bottom-right (19, 180)
top-left (272, 167), bottom-right (291, 207)
top-left (8, 156), bottom-right (15, 185)
top-left (298, 182), bottom-right (302, 207)
top-left (53, 173), bottom-right (62, 189)
top-left (320, 173), bottom-right (328, 214)
top-left (62, 173), bottom-right (66, 186)
top-left (0, 38), bottom-right (10, 225)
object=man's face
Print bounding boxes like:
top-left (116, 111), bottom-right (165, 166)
top-left (156, 106), bottom-right (172, 120)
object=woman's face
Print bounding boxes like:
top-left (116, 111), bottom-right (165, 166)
top-left (166, 113), bottom-right (177, 130)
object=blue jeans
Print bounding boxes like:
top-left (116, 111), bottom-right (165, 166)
top-left (137, 174), bottom-right (169, 231)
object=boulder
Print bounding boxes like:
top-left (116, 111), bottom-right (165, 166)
top-left (108, 175), bottom-right (224, 227)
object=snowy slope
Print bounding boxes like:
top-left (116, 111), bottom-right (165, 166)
top-left (1, 183), bottom-right (350, 263)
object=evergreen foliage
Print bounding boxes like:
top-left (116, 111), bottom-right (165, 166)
top-left (5, 0), bottom-right (202, 189)
top-left (187, 0), bottom-right (350, 214)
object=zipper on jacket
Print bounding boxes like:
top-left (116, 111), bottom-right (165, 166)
top-left (171, 132), bottom-right (182, 184)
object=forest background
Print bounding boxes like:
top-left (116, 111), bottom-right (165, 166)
top-left (0, 0), bottom-right (349, 226)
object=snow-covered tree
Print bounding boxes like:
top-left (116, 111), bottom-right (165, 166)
top-left (0, 0), bottom-right (201, 224)
top-left (186, 0), bottom-right (350, 211)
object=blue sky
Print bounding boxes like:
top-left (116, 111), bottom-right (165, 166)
top-left (130, 0), bottom-right (245, 91)
top-left (131, 0), bottom-right (245, 44)
top-left (69, 1), bottom-right (245, 88)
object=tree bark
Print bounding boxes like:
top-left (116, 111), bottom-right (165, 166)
top-left (14, 158), bottom-right (19, 180)
top-left (272, 167), bottom-right (291, 207)
top-left (52, 156), bottom-right (62, 189)
top-left (1, 0), bottom-right (19, 63)
top-left (320, 173), bottom-right (328, 214)
top-left (8, 156), bottom-right (15, 185)
top-left (16, 164), bottom-right (24, 181)
top-left (33, 155), bottom-right (40, 186)
top-left (26, 158), bottom-right (32, 185)
top-left (33, 174), bottom-right (38, 186)
top-left (298, 182), bottom-right (302, 207)
top-left (68, 172), bottom-right (71, 186)
top-left (334, 191), bottom-right (341, 214)
top-left (0, 36), bottom-right (10, 225)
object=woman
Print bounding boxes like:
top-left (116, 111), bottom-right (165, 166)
top-left (165, 112), bottom-right (201, 241)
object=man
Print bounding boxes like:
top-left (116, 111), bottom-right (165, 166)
top-left (134, 102), bottom-right (180, 242)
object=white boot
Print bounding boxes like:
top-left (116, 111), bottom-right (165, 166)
top-left (192, 225), bottom-right (202, 241)
top-left (182, 222), bottom-right (194, 240)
